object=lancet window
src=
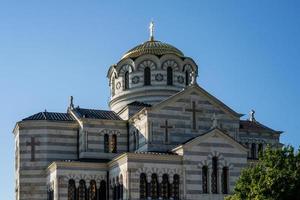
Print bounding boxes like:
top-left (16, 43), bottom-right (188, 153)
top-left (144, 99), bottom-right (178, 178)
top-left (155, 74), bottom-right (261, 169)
top-left (222, 167), bottom-right (229, 194)
top-left (111, 134), bottom-right (117, 153)
top-left (88, 180), bottom-right (97, 200)
top-left (140, 173), bottom-right (148, 199)
top-left (161, 174), bottom-right (170, 199)
top-left (258, 143), bottom-right (263, 156)
top-left (104, 134), bottom-right (109, 153)
top-left (167, 66), bottom-right (173, 85)
top-left (78, 180), bottom-right (87, 200)
top-left (99, 180), bottom-right (106, 200)
top-left (144, 67), bottom-right (151, 85)
top-left (211, 157), bottom-right (218, 194)
top-left (150, 174), bottom-right (159, 199)
top-left (185, 70), bottom-right (190, 86)
top-left (124, 71), bottom-right (129, 90)
top-left (173, 174), bottom-right (180, 200)
top-left (202, 166), bottom-right (208, 194)
top-left (68, 179), bottom-right (76, 200)
top-left (251, 143), bottom-right (256, 159)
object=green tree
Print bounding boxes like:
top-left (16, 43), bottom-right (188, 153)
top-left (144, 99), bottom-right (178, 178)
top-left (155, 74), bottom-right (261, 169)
top-left (226, 146), bottom-right (300, 200)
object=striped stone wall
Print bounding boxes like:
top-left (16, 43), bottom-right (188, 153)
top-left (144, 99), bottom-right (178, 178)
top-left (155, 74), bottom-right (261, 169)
top-left (14, 120), bottom-right (78, 200)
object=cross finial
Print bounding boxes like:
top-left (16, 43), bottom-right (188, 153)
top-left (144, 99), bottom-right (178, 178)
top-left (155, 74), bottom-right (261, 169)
top-left (69, 96), bottom-right (74, 109)
top-left (211, 113), bottom-right (218, 129)
top-left (149, 20), bottom-right (154, 41)
top-left (250, 109), bottom-right (255, 122)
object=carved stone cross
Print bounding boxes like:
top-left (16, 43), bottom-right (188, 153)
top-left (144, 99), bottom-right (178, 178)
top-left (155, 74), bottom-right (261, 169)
top-left (26, 137), bottom-right (40, 161)
top-left (160, 120), bottom-right (173, 143)
top-left (186, 101), bottom-right (202, 130)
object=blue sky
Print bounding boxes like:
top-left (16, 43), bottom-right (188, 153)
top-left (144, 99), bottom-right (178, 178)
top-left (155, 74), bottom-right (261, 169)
top-left (0, 1), bottom-right (299, 199)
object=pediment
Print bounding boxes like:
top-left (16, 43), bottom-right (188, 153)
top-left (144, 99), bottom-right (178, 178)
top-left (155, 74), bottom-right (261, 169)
top-left (172, 128), bottom-right (247, 153)
top-left (149, 84), bottom-right (242, 119)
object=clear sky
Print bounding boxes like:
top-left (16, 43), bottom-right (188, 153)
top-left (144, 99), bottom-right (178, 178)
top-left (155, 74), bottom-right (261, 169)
top-left (1, 1), bottom-right (299, 199)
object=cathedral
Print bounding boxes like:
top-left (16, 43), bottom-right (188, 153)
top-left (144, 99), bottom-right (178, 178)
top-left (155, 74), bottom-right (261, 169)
top-left (14, 23), bottom-right (283, 200)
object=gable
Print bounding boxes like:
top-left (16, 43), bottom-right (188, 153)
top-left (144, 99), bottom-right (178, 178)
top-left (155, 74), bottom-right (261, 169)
top-left (173, 128), bottom-right (247, 154)
top-left (150, 84), bottom-right (242, 119)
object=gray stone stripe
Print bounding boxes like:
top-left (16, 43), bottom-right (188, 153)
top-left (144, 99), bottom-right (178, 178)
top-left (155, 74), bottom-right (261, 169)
top-left (20, 134), bottom-right (76, 139)
top-left (20, 182), bottom-right (45, 187)
top-left (20, 142), bottom-right (76, 146)
top-left (177, 99), bottom-right (190, 103)
top-left (20, 150), bottom-right (76, 154)
top-left (186, 179), bottom-right (201, 184)
top-left (149, 113), bottom-right (190, 120)
top-left (129, 159), bottom-right (181, 165)
top-left (161, 106), bottom-right (183, 111)
top-left (87, 148), bottom-right (104, 152)
top-left (198, 100), bottom-right (212, 105)
top-left (184, 152), bottom-right (245, 158)
top-left (20, 157), bottom-right (74, 162)
top-left (186, 189), bottom-right (202, 194)
top-left (84, 124), bottom-right (126, 128)
top-left (230, 172), bottom-right (241, 176)
top-left (19, 126), bottom-right (77, 131)
top-left (186, 170), bottom-right (201, 175)
top-left (197, 143), bottom-right (234, 148)
top-left (232, 163), bottom-right (248, 168)
top-left (57, 167), bottom-right (107, 171)
top-left (20, 166), bottom-right (46, 170)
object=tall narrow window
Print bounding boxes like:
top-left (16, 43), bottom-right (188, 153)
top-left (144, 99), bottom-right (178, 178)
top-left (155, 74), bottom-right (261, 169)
top-left (245, 142), bottom-right (250, 158)
top-left (251, 143), bottom-right (256, 159)
top-left (202, 166), bottom-right (208, 194)
top-left (111, 134), bottom-right (117, 153)
top-left (258, 143), bottom-right (263, 156)
top-left (222, 167), bottom-right (229, 194)
top-left (68, 179), bottom-right (76, 200)
top-left (113, 185), bottom-right (117, 200)
top-left (144, 67), bottom-right (151, 85)
top-left (48, 188), bottom-right (54, 200)
top-left (140, 173), bottom-right (148, 199)
top-left (136, 132), bottom-right (139, 149)
top-left (167, 67), bottom-right (173, 85)
top-left (185, 70), bottom-right (190, 86)
top-left (78, 180), bottom-right (87, 200)
top-left (99, 180), bottom-right (106, 200)
top-left (112, 77), bottom-right (115, 96)
top-left (150, 174), bottom-right (159, 199)
top-left (173, 174), bottom-right (180, 200)
top-left (211, 157), bottom-right (218, 194)
top-left (133, 132), bottom-right (136, 151)
top-left (161, 174), bottom-right (170, 199)
top-left (89, 180), bottom-right (97, 200)
top-left (124, 71), bottom-right (129, 90)
top-left (104, 134), bottom-right (109, 153)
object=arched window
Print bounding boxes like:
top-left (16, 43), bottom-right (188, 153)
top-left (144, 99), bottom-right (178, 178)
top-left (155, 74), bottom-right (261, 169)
top-left (99, 180), bottom-right (106, 200)
top-left (111, 77), bottom-right (115, 96)
top-left (245, 142), bottom-right (250, 158)
top-left (251, 143), bottom-right (256, 159)
top-left (111, 134), bottom-right (117, 153)
top-left (89, 180), bottom-right (97, 200)
top-left (78, 180), bottom-right (87, 200)
top-left (211, 157), bottom-right (218, 194)
top-left (173, 174), bottom-right (180, 200)
top-left (104, 134), bottom-right (109, 153)
top-left (133, 132), bottom-right (136, 151)
top-left (140, 173), bottom-right (148, 199)
top-left (222, 167), bottom-right (229, 194)
top-left (144, 67), bottom-right (151, 85)
top-left (150, 174), bottom-right (159, 199)
top-left (167, 67), bottom-right (173, 85)
top-left (185, 70), bottom-right (190, 86)
top-left (48, 188), bottom-right (54, 200)
top-left (258, 143), bottom-right (263, 156)
top-left (136, 131), bottom-right (139, 149)
top-left (68, 179), bottom-right (76, 200)
top-left (124, 71), bottom-right (129, 90)
top-left (161, 174), bottom-right (170, 199)
top-left (113, 184), bottom-right (117, 200)
top-left (202, 166), bottom-right (208, 194)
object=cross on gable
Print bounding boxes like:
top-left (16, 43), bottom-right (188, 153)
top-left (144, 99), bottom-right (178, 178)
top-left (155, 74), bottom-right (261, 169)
top-left (186, 101), bottom-right (202, 130)
top-left (160, 120), bottom-right (173, 144)
top-left (26, 137), bottom-right (40, 161)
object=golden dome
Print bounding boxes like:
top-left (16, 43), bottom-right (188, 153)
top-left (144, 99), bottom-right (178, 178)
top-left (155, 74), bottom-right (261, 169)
top-left (121, 40), bottom-right (184, 59)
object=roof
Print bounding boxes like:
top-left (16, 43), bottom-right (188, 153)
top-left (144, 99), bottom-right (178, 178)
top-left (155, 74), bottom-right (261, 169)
top-left (73, 107), bottom-right (121, 120)
top-left (127, 101), bottom-right (152, 107)
top-left (240, 120), bottom-right (282, 133)
top-left (121, 40), bottom-right (184, 59)
top-left (22, 111), bottom-right (75, 121)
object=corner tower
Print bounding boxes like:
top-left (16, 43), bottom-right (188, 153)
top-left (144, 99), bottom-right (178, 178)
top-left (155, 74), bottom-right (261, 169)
top-left (107, 22), bottom-right (199, 113)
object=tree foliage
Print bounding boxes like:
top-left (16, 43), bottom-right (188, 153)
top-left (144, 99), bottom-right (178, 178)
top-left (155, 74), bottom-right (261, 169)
top-left (226, 146), bottom-right (300, 200)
